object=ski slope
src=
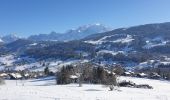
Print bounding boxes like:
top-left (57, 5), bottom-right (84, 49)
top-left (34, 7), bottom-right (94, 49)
top-left (0, 77), bottom-right (170, 100)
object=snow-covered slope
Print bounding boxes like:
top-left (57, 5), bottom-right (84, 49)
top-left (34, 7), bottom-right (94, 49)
top-left (143, 36), bottom-right (169, 49)
top-left (2, 22), bottom-right (170, 71)
top-left (0, 76), bottom-right (170, 100)
top-left (0, 55), bottom-right (15, 66)
top-left (85, 34), bottom-right (134, 45)
top-left (81, 22), bottom-right (170, 68)
top-left (0, 54), bottom-right (89, 72)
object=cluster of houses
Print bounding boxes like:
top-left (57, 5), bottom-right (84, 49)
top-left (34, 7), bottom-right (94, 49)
top-left (136, 59), bottom-right (170, 68)
top-left (123, 71), bottom-right (161, 79)
top-left (0, 71), bottom-right (46, 80)
top-left (0, 61), bottom-right (167, 81)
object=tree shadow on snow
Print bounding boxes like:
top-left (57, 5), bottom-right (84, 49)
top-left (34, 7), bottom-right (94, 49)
top-left (85, 89), bottom-right (102, 91)
top-left (33, 82), bottom-right (56, 86)
top-left (29, 77), bottom-right (55, 82)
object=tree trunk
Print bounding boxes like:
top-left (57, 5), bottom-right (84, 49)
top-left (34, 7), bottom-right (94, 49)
top-left (109, 85), bottom-right (114, 91)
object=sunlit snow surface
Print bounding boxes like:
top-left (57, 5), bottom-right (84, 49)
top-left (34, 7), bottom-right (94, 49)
top-left (85, 35), bottom-right (134, 45)
top-left (0, 77), bottom-right (170, 100)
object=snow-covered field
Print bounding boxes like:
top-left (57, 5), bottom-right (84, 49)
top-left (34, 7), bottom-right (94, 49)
top-left (0, 77), bottom-right (170, 100)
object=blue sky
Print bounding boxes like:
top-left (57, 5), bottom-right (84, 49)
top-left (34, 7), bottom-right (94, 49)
top-left (0, 0), bottom-right (170, 37)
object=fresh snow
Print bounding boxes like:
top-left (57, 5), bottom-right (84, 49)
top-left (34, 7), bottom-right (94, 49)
top-left (85, 35), bottom-right (134, 45)
top-left (97, 50), bottom-right (120, 56)
top-left (29, 43), bottom-right (38, 46)
top-left (0, 76), bottom-right (170, 100)
top-left (0, 57), bottom-right (89, 72)
top-left (112, 35), bottom-right (134, 43)
top-left (0, 55), bottom-right (15, 66)
top-left (97, 50), bottom-right (126, 56)
top-left (143, 41), bottom-right (167, 49)
top-left (143, 36), bottom-right (168, 49)
top-left (85, 35), bottom-right (114, 45)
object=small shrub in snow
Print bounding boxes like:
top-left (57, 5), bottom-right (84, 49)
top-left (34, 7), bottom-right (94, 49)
top-left (119, 81), bottom-right (135, 87)
top-left (136, 84), bottom-right (153, 89)
top-left (118, 80), bottom-right (153, 89)
top-left (0, 78), bottom-right (5, 85)
top-left (44, 66), bottom-right (50, 75)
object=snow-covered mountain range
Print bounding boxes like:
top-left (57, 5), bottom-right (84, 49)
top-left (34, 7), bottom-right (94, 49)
top-left (0, 34), bottom-right (20, 43)
top-left (1, 22), bottom-right (170, 71)
top-left (28, 23), bottom-right (111, 41)
top-left (0, 23), bottom-right (111, 43)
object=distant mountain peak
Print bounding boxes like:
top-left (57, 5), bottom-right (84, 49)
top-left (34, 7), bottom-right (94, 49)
top-left (95, 23), bottom-right (101, 26)
top-left (1, 33), bottom-right (20, 43)
top-left (0, 38), bottom-right (3, 43)
top-left (28, 23), bottom-right (111, 41)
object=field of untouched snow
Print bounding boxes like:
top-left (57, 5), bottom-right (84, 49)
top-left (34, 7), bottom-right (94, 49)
top-left (0, 77), bottom-right (170, 100)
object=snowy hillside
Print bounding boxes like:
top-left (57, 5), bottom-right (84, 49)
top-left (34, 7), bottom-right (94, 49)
top-left (0, 77), bottom-right (170, 100)
top-left (1, 22), bottom-right (170, 71)
top-left (85, 34), bottom-right (134, 45)
top-left (81, 22), bottom-right (170, 68)
top-left (0, 54), bottom-right (89, 72)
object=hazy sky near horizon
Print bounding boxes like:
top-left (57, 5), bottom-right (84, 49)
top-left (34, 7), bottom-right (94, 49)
top-left (0, 0), bottom-right (170, 37)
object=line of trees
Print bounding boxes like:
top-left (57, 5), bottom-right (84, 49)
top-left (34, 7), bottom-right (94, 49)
top-left (56, 63), bottom-right (119, 91)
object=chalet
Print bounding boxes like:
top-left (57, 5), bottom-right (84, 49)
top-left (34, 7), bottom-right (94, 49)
top-left (0, 73), bottom-right (10, 79)
top-left (136, 73), bottom-right (147, 78)
top-left (122, 71), bottom-right (135, 76)
top-left (123, 72), bottom-right (131, 76)
top-left (69, 75), bottom-right (78, 83)
top-left (149, 72), bottom-right (161, 79)
top-left (8, 73), bottom-right (22, 80)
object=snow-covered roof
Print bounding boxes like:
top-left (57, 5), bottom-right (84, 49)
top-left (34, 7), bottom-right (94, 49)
top-left (24, 73), bottom-right (29, 77)
top-left (138, 73), bottom-right (147, 76)
top-left (0, 73), bottom-right (8, 77)
top-left (69, 75), bottom-right (78, 79)
top-left (29, 43), bottom-right (37, 46)
top-left (160, 61), bottom-right (170, 65)
top-left (124, 72), bottom-right (131, 75)
top-left (10, 73), bottom-right (22, 78)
